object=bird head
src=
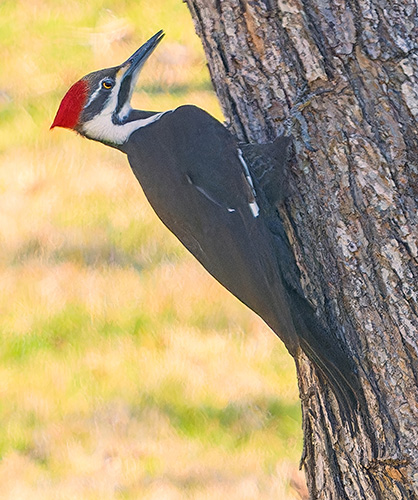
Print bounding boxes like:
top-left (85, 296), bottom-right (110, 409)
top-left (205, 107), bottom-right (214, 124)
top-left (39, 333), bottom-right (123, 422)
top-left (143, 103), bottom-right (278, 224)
top-left (51, 30), bottom-right (164, 144)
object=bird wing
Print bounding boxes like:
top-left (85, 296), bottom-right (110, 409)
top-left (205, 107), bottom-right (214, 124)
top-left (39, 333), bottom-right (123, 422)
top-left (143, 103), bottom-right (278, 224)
top-left (124, 105), bottom-right (297, 343)
top-left (170, 106), bottom-right (260, 219)
top-left (185, 173), bottom-right (236, 213)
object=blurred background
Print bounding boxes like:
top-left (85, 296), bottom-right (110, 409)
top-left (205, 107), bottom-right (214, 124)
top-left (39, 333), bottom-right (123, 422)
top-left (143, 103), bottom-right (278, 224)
top-left (0, 0), bottom-right (305, 498)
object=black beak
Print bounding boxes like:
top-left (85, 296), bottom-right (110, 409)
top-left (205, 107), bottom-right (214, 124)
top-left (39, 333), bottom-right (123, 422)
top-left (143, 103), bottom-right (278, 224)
top-left (115, 30), bottom-right (165, 121)
top-left (122, 30), bottom-right (165, 79)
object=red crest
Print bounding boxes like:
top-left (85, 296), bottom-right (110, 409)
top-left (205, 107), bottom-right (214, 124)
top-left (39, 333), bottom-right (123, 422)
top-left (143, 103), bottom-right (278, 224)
top-left (51, 79), bottom-right (89, 130)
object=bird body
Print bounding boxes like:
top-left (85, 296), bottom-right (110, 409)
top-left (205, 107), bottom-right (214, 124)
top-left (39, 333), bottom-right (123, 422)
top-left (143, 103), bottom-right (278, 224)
top-left (121, 105), bottom-right (298, 353)
top-left (51, 31), bottom-right (363, 417)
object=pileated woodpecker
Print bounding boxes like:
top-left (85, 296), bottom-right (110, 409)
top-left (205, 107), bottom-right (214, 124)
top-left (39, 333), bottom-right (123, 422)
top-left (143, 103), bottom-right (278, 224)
top-left (52, 31), bottom-right (362, 417)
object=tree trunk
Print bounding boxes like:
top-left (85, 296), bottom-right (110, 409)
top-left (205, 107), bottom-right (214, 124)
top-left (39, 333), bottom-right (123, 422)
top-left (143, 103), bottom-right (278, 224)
top-left (185, 0), bottom-right (418, 498)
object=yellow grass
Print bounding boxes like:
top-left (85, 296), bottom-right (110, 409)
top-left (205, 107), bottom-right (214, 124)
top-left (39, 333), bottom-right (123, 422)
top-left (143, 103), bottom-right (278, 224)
top-left (0, 0), bottom-right (305, 498)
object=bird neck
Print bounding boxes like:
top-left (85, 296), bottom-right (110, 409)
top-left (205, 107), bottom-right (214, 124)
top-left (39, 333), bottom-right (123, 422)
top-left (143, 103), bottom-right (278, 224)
top-left (81, 107), bottom-right (170, 149)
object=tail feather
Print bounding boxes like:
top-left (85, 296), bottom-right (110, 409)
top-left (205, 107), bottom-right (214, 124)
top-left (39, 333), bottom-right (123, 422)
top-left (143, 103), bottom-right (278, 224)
top-left (287, 287), bottom-right (364, 421)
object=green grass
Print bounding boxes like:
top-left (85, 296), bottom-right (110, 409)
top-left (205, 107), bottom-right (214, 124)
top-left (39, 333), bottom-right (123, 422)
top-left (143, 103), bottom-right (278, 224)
top-left (0, 1), bottom-right (304, 498)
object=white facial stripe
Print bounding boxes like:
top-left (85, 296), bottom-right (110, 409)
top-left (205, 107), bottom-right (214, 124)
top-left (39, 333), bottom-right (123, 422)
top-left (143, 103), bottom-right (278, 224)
top-left (237, 148), bottom-right (260, 218)
top-left (85, 82), bottom-right (103, 108)
top-left (116, 65), bottom-right (143, 122)
top-left (117, 100), bottom-right (132, 122)
top-left (82, 110), bottom-right (172, 145)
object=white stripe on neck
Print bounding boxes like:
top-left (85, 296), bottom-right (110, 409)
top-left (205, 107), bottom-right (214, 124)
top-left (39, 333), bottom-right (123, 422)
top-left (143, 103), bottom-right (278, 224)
top-left (82, 108), bottom-right (173, 145)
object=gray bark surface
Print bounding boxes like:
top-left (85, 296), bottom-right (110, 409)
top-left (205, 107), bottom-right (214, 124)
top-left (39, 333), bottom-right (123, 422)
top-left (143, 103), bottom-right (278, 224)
top-left (185, 1), bottom-right (418, 498)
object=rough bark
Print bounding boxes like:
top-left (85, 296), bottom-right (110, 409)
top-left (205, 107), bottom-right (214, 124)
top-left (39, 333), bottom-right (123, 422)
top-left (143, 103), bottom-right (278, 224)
top-left (185, 0), bottom-right (418, 498)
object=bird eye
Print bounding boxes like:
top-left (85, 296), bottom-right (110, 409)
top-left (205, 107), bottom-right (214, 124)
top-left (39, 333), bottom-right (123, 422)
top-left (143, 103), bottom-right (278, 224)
top-left (102, 80), bottom-right (113, 90)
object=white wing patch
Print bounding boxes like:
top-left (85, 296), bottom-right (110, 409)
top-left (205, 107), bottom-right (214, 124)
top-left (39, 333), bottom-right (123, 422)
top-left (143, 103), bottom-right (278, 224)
top-left (237, 148), bottom-right (260, 218)
top-left (248, 201), bottom-right (259, 218)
